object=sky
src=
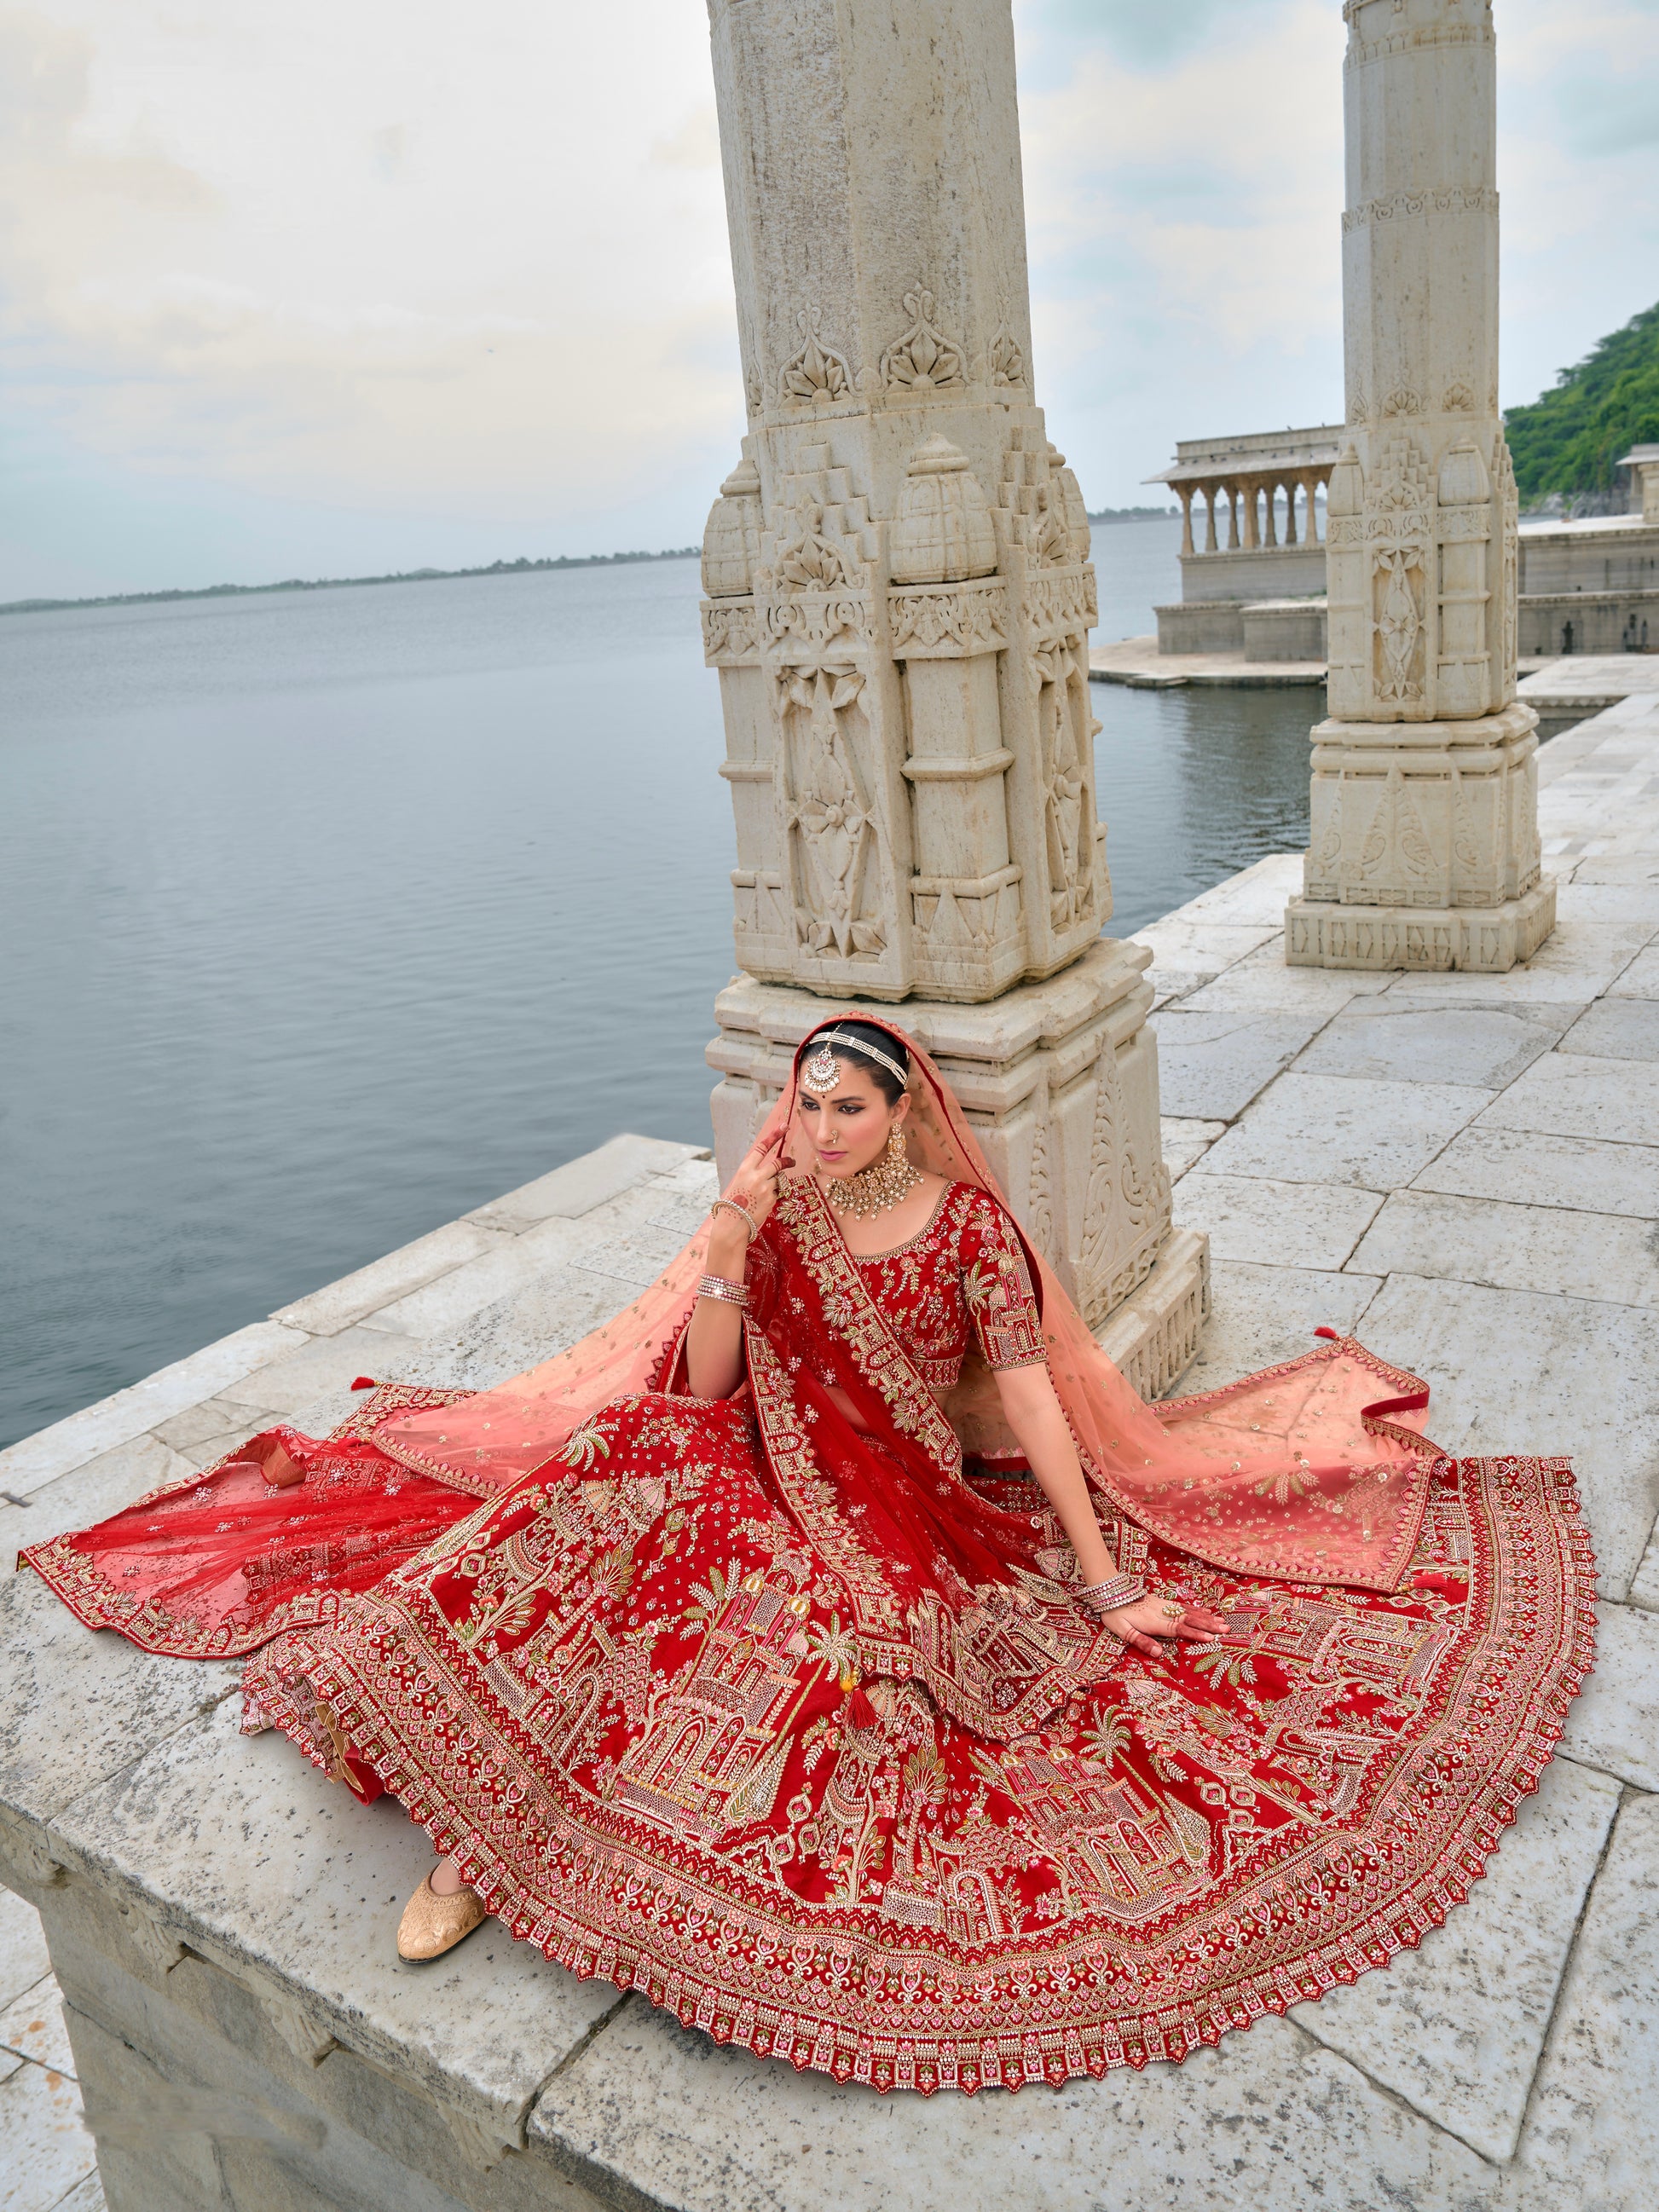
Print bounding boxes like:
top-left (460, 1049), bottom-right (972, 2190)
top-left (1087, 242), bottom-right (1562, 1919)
top-left (2, 0), bottom-right (1656, 601)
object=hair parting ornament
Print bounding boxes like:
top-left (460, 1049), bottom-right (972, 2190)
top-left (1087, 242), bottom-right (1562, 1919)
top-left (800, 1029), bottom-right (910, 1095)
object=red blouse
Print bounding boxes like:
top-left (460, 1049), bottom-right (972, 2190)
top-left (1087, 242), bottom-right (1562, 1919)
top-left (806, 1181), bottom-right (1045, 1393)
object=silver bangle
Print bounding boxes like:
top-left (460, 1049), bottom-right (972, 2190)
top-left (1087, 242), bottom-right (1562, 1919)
top-left (710, 1197), bottom-right (759, 1242)
top-left (697, 1273), bottom-right (750, 1308)
top-left (1078, 1572), bottom-right (1147, 1616)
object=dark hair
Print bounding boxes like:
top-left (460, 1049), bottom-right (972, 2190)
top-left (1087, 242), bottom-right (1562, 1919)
top-left (803, 1019), bottom-right (910, 1106)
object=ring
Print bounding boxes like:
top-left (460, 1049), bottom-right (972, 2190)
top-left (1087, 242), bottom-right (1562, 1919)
top-left (1159, 1600), bottom-right (1184, 1621)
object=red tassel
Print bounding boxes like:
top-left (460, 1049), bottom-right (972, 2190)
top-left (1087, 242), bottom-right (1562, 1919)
top-left (848, 1686), bottom-right (879, 1730)
top-left (350, 1377), bottom-right (379, 1390)
top-left (1314, 1327), bottom-right (1339, 1342)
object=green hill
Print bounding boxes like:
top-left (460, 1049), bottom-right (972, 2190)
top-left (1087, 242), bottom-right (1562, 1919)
top-left (1504, 300), bottom-right (1659, 504)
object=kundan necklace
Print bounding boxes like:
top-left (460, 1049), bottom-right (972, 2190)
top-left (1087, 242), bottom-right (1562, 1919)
top-left (824, 1128), bottom-right (925, 1220)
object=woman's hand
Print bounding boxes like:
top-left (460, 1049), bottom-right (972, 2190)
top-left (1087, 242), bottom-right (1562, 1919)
top-left (707, 1130), bottom-right (790, 1275)
top-left (725, 1129), bottom-right (790, 1233)
top-left (1096, 1594), bottom-right (1228, 1660)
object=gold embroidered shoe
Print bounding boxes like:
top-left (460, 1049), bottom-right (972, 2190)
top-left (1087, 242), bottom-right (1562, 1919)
top-left (396, 1875), bottom-right (486, 1963)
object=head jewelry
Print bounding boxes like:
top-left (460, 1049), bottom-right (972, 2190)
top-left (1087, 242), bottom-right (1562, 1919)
top-left (800, 1029), bottom-right (910, 1095)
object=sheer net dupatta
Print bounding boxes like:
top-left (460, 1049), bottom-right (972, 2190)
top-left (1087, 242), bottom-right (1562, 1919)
top-left (375, 1019), bottom-right (1436, 1594)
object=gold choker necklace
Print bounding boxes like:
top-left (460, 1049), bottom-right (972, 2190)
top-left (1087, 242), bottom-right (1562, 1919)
top-left (824, 1130), bottom-right (925, 1220)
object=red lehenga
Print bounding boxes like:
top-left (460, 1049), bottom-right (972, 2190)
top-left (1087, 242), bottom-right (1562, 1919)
top-left (25, 1021), bottom-right (1595, 2094)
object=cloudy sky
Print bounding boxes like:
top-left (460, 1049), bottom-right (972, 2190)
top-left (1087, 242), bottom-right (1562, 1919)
top-left (3, 0), bottom-right (1656, 599)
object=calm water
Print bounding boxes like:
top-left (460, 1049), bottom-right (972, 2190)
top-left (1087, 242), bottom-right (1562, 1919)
top-left (0, 518), bottom-right (1316, 1448)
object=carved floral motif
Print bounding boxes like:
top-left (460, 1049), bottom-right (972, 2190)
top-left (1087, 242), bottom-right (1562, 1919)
top-left (702, 602), bottom-right (760, 663)
top-left (1025, 570), bottom-right (1096, 644)
top-left (765, 598), bottom-right (867, 656)
top-left (888, 584), bottom-right (1008, 653)
top-left (781, 309), bottom-right (853, 405)
top-left (776, 500), bottom-right (861, 590)
top-left (987, 326), bottom-right (1026, 388)
top-left (879, 288), bottom-right (965, 393)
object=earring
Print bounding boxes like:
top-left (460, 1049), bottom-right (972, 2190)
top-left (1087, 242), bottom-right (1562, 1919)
top-left (887, 1126), bottom-right (908, 1162)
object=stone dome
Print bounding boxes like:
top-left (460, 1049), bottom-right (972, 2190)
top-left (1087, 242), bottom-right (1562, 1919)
top-left (888, 436), bottom-right (998, 585)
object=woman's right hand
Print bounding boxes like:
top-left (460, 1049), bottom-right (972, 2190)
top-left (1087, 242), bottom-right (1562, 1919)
top-left (708, 1130), bottom-right (789, 1269)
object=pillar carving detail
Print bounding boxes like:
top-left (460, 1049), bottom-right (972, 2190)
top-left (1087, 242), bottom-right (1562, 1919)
top-left (1287, 0), bottom-right (1555, 972)
top-left (699, 0), bottom-right (1205, 1389)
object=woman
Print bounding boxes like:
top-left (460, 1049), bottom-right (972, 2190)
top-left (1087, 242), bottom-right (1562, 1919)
top-left (26, 1018), bottom-right (1593, 2094)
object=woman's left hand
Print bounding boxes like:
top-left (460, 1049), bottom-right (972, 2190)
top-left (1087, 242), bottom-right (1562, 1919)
top-left (1097, 1594), bottom-right (1228, 1660)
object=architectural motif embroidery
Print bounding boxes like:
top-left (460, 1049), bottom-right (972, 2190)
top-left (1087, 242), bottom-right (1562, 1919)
top-left (240, 1428), bottom-right (1593, 2094)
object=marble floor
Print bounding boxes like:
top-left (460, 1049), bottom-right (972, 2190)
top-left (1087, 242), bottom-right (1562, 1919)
top-left (2, 695), bottom-right (1656, 2210)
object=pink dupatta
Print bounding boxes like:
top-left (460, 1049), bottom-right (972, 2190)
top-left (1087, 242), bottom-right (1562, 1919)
top-left (374, 1017), bottom-right (1435, 1592)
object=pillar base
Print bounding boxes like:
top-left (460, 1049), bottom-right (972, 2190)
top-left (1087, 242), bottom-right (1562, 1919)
top-left (1095, 1227), bottom-right (1211, 1402)
top-left (708, 941), bottom-right (1210, 1396)
top-left (1285, 875), bottom-right (1557, 973)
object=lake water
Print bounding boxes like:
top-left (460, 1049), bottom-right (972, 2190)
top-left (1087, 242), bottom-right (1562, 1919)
top-left (0, 517), bottom-right (1317, 1449)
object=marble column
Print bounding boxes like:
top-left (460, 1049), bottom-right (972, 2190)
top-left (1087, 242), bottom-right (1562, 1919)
top-left (699, 0), bottom-right (1207, 1392)
top-left (1286, 0), bottom-right (1555, 972)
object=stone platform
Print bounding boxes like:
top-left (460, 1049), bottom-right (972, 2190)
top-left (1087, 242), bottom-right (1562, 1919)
top-left (3, 699), bottom-right (1658, 2209)
top-left (1088, 633), bottom-right (1327, 688)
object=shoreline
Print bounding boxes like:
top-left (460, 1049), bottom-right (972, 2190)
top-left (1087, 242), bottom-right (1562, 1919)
top-left (0, 546), bottom-right (702, 621)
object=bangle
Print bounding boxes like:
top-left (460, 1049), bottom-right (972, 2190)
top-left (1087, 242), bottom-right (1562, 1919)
top-left (710, 1197), bottom-right (759, 1243)
top-left (697, 1273), bottom-right (750, 1308)
top-left (1077, 1572), bottom-right (1146, 1616)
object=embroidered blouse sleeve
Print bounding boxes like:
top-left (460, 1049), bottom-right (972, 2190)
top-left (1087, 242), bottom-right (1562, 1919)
top-left (959, 1197), bottom-right (1046, 1372)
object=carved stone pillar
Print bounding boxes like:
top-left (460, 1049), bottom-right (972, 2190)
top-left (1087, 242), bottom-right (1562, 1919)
top-left (700, 0), bottom-right (1207, 1391)
top-left (1203, 488), bottom-right (1219, 554)
top-left (1286, 0), bottom-right (1554, 972)
top-left (1177, 486), bottom-right (1195, 557)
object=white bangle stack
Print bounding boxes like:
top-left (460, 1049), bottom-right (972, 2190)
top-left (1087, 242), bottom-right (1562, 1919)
top-left (697, 1273), bottom-right (749, 1309)
top-left (1077, 1572), bottom-right (1147, 1617)
top-left (709, 1197), bottom-right (759, 1242)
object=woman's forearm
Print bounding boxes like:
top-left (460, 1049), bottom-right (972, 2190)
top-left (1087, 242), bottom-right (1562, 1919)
top-left (683, 1220), bottom-right (749, 1400)
top-left (995, 1372), bottom-right (1115, 1586)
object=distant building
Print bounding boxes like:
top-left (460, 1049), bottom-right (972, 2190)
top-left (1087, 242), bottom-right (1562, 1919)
top-left (1144, 427), bottom-right (1659, 662)
top-left (1144, 426), bottom-right (1342, 661)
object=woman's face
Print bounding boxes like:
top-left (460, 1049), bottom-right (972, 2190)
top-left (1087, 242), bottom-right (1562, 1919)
top-left (794, 1056), bottom-right (909, 1179)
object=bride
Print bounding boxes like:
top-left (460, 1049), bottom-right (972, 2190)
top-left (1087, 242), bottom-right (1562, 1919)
top-left (26, 1017), bottom-right (1593, 2094)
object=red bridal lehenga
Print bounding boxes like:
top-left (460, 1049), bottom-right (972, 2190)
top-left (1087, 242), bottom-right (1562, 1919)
top-left (25, 1021), bottom-right (1594, 2094)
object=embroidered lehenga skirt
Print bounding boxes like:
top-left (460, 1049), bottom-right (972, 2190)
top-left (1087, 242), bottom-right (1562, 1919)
top-left (26, 1054), bottom-right (1597, 2094)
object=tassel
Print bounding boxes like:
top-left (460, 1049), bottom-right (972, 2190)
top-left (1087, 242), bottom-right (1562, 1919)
top-left (1314, 1327), bottom-right (1339, 1342)
top-left (841, 1666), bottom-right (878, 1730)
top-left (350, 1377), bottom-right (379, 1390)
